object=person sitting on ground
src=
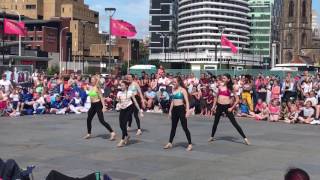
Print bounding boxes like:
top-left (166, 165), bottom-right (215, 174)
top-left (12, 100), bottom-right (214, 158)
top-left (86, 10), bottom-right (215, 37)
top-left (144, 86), bottom-right (156, 111)
top-left (298, 101), bottom-right (315, 124)
top-left (237, 99), bottom-right (251, 117)
top-left (284, 104), bottom-right (299, 124)
top-left (304, 91), bottom-right (318, 107)
top-left (250, 102), bottom-right (269, 121)
top-left (157, 88), bottom-right (170, 113)
top-left (9, 88), bottom-right (20, 112)
top-left (206, 89), bottom-right (214, 116)
top-left (69, 92), bottom-right (87, 114)
top-left (32, 93), bottom-right (46, 114)
top-left (269, 99), bottom-right (281, 122)
top-left (19, 88), bottom-right (35, 115)
top-left (50, 95), bottom-right (67, 115)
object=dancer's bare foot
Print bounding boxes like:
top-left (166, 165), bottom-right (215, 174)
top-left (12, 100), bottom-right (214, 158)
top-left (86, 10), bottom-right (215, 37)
top-left (163, 143), bottom-right (173, 149)
top-left (244, 138), bottom-right (251, 145)
top-left (109, 132), bottom-right (116, 141)
top-left (186, 144), bottom-right (193, 151)
top-left (83, 134), bottom-right (92, 139)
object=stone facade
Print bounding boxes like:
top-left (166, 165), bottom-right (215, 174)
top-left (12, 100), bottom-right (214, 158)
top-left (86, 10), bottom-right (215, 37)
top-left (280, 0), bottom-right (320, 65)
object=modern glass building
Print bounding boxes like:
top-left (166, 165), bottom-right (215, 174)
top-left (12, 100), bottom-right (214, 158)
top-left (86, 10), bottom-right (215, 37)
top-left (248, 0), bottom-right (275, 61)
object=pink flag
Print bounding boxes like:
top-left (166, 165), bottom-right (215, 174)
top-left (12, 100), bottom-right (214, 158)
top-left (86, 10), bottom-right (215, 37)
top-left (111, 19), bottom-right (137, 37)
top-left (221, 35), bottom-right (238, 54)
top-left (4, 18), bottom-right (27, 36)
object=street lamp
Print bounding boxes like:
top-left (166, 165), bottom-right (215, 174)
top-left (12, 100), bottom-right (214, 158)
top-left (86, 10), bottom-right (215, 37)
top-left (218, 26), bottom-right (226, 69)
top-left (156, 32), bottom-right (169, 63)
top-left (79, 20), bottom-right (88, 74)
top-left (59, 27), bottom-right (69, 75)
top-left (105, 7), bottom-right (116, 74)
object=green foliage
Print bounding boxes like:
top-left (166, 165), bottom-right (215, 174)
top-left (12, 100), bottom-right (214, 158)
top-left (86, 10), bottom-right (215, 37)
top-left (47, 65), bottom-right (59, 75)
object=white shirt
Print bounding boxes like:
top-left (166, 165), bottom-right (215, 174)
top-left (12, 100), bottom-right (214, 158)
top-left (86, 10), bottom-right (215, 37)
top-left (9, 94), bottom-right (19, 102)
top-left (0, 79), bottom-right (11, 93)
top-left (305, 97), bottom-right (318, 107)
top-left (158, 77), bottom-right (168, 90)
top-left (117, 90), bottom-right (134, 109)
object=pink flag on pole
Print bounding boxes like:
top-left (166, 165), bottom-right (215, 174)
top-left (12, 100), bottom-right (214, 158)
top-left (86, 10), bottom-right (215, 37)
top-left (4, 18), bottom-right (27, 36)
top-left (111, 19), bottom-right (137, 37)
top-left (221, 35), bottom-right (238, 54)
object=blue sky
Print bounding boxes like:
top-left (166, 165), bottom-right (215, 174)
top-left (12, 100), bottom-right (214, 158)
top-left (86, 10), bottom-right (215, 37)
top-left (85, 0), bottom-right (320, 39)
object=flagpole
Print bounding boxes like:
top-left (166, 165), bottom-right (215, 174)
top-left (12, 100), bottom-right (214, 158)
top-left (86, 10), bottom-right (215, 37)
top-left (218, 26), bottom-right (225, 70)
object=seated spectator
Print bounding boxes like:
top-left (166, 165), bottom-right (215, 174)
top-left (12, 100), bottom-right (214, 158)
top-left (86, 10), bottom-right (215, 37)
top-left (254, 98), bottom-right (264, 114)
top-left (250, 102), bottom-right (269, 121)
top-left (284, 104), bottom-right (299, 124)
top-left (33, 93), bottom-right (46, 114)
top-left (9, 89), bottom-right (20, 111)
top-left (269, 99), bottom-right (280, 122)
top-left (304, 91), bottom-right (318, 107)
top-left (298, 101), bottom-right (314, 124)
top-left (144, 87), bottom-right (156, 111)
top-left (19, 88), bottom-right (34, 115)
top-left (69, 92), bottom-right (87, 114)
top-left (157, 88), bottom-right (170, 113)
top-left (237, 99), bottom-right (251, 117)
top-left (50, 95), bottom-right (67, 115)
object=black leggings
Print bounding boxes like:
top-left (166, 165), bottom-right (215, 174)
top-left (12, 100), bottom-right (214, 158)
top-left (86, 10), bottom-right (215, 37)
top-left (169, 105), bottom-right (192, 144)
top-left (86, 101), bottom-right (113, 134)
top-left (128, 95), bottom-right (141, 129)
top-left (119, 105), bottom-right (133, 139)
top-left (211, 103), bottom-right (246, 138)
top-left (46, 170), bottom-right (95, 180)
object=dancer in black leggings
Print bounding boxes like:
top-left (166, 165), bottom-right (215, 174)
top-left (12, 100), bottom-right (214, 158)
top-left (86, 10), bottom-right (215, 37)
top-left (83, 75), bottom-right (116, 140)
top-left (208, 74), bottom-right (250, 145)
top-left (164, 76), bottom-right (192, 151)
top-left (116, 81), bottom-right (143, 147)
top-left (127, 74), bottom-right (145, 136)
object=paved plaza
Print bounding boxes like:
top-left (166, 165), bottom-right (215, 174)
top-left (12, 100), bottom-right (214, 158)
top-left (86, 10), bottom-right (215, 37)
top-left (1, 113), bottom-right (320, 180)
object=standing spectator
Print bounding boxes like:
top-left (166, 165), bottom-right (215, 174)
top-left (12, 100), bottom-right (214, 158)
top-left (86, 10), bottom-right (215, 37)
top-left (0, 74), bottom-right (12, 94)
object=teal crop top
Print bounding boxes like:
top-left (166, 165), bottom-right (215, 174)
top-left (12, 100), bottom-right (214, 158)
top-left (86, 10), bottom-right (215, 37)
top-left (172, 91), bottom-right (184, 100)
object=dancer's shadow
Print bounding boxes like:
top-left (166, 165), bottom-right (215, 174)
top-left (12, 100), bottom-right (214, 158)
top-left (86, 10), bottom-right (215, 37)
top-left (127, 128), bottom-right (150, 133)
top-left (95, 134), bottom-right (111, 139)
top-left (174, 142), bottom-right (193, 148)
top-left (215, 136), bottom-right (243, 144)
top-left (126, 139), bottom-right (141, 145)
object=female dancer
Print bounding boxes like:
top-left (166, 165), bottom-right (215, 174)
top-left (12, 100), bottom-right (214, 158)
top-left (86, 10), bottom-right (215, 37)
top-left (116, 81), bottom-right (143, 147)
top-left (209, 74), bottom-right (250, 145)
top-left (164, 76), bottom-right (192, 151)
top-left (83, 75), bottom-right (116, 140)
top-left (127, 74), bottom-right (145, 135)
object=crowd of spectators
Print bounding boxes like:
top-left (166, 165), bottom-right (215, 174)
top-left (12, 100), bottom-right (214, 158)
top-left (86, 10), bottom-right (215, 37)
top-left (1, 66), bottom-right (320, 125)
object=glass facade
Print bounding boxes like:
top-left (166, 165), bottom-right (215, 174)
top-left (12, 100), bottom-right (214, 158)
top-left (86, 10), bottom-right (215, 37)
top-left (249, 0), bottom-right (274, 59)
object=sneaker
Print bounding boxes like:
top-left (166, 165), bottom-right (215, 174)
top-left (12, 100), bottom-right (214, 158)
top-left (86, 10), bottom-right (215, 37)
top-left (136, 129), bottom-right (142, 136)
top-left (310, 120), bottom-right (320, 125)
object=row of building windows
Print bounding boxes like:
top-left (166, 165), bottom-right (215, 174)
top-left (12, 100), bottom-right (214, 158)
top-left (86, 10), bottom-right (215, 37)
top-left (179, 17), bottom-right (249, 26)
top-left (179, 11), bottom-right (248, 20)
top-left (179, 5), bottom-right (248, 15)
top-left (179, 0), bottom-right (248, 10)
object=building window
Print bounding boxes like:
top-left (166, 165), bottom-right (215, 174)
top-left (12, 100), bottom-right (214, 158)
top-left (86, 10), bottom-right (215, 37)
top-left (285, 51), bottom-right (293, 62)
top-left (301, 33), bottom-right (307, 47)
top-left (62, 8), bottom-right (64, 13)
top-left (286, 33), bottom-right (293, 47)
top-left (289, 0), bottom-right (294, 17)
top-left (26, 4), bottom-right (36, 9)
top-left (302, 0), bottom-right (306, 17)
